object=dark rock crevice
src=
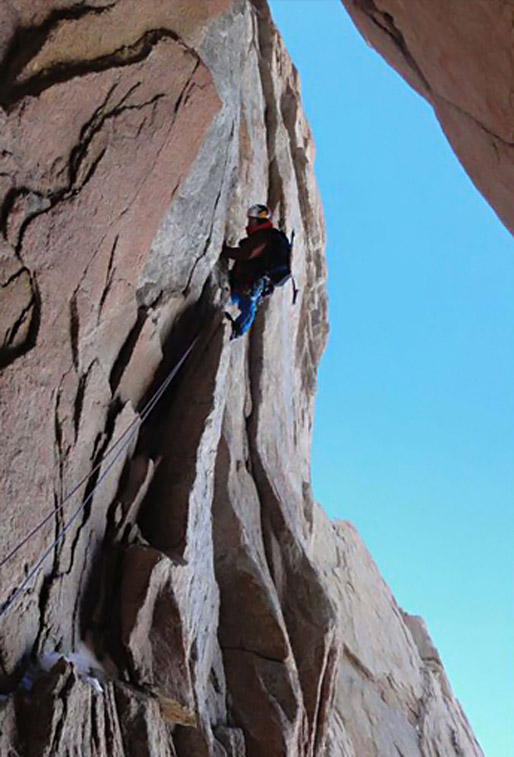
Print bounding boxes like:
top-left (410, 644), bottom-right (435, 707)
top-left (97, 235), bottom-right (119, 320)
top-left (244, 322), bottom-right (338, 755)
top-left (1, 23), bottom-right (184, 111)
top-left (342, 645), bottom-right (375, 684)
top-left (434, 90), bottom-right (514, 148)
top-left (67, 82), bottom-right (168, 194)
top-left (72, 362), bottom-right (97, 441)
top-left (0, 265), bottom-right (40, 370)
top-left (0, 3), bottom-right (115, 107)
top-left (136, 317), bottom-right (225, 556)
top-left (69, 293), bottom-right (80, 372)
top-left (109, 307), bottom-right (148, 393)
top-left (221, 646), bottom-right (287, 665)
top-left (0, 188), bottom-right (32, 243)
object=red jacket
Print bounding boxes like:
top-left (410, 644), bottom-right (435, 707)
top-left (223, 223), bottom-right (275, 292)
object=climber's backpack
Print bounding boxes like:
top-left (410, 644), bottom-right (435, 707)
top-left (262, 229), bottom-right (298, 303)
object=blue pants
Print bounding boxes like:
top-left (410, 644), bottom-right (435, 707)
top-left (231, 279), bottom-right (264, 337)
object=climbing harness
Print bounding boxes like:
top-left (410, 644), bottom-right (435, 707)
top-left (0, 334), bottom-right (200, 620)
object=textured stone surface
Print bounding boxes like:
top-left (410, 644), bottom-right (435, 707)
top-left (0, 0), bottom-right (482, 754)
top-left (312, 516), bottom-right (483, 755)
top-left (340, 0), bottom-right (514, 236)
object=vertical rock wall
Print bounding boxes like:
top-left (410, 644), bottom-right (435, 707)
top-left (0, 1), bottom-right (481, 754)
top-left (312, 516), bottom-right (483, 756)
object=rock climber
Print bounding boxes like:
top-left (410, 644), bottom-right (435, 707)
top-left (222, 204), bottom-right (292, 340)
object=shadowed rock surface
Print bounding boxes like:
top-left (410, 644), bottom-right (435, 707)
top-left (0, 0), bottom-right (482, 754)
top-left (340, 0), bottom-right (514, 236)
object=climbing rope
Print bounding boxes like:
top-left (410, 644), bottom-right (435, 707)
top-left (1, 380), bottom-right (166, 569)
top-left (0, 334), bottom-right (200, 619)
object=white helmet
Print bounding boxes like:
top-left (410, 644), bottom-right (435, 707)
top-left (247, 203), bottom-right (273, 221)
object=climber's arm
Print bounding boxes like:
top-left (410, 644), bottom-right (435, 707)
top-left (222, 236), bottom-right (267, 261)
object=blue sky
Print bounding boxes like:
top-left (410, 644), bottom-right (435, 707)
top-left (269, 2), bottom-right (514, 755)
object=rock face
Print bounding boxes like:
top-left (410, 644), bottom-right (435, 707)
top-left (0, 1), bottom-right (481, 755)
top-left (314, 519), bottom-right (482, 756)
top-left (340, 0), bottom-right (514, 236)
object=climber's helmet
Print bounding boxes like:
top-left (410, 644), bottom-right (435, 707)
top-left (247, 204), bottom-right (273, 221)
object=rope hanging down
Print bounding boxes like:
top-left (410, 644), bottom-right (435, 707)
top-left (1, 377), bottom-right (171, 569)
top-left (0, 334), bottom-right (200, 620)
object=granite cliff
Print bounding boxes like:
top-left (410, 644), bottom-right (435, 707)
top-left (0, 1), bottom-right (483, 754)
top-left (340, 0), bottom-right (514, 236)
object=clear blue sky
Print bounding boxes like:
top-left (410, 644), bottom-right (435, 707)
top-left (269, 2), bottom-right (514, 755)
